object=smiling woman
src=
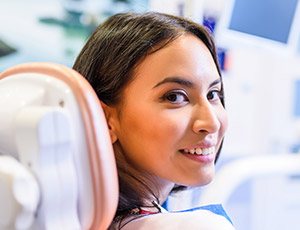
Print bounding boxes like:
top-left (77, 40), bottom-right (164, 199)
top-left (73, 12), bottom-right (232, 229)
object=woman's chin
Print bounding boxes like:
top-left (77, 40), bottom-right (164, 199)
top-left (179, 175), bottom-right (215, 187)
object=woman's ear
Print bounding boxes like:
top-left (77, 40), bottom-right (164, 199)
top-left (100, 101), bottom-right (119, 144)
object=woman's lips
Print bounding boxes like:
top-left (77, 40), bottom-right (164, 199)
top-left (179, 146), bottom-right (216, 163)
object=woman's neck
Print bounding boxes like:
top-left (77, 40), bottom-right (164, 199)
top-left (151, 177), bottom-right (175, 205)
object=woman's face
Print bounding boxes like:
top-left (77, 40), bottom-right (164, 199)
top-left (110, 34), bottom-right (228, 190)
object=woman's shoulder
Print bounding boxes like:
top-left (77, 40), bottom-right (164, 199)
top-left (121, 205), bottom-right (235, 230)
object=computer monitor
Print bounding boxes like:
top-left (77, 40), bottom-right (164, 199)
top-left (216, 0), bottom-right (300, 53)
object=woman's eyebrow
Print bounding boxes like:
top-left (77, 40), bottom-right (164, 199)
top-left (152, 76), bottom-right (194, 89)
top-left (153, 76), bottom-right (221, 89)
top-left (209, 78), bottom-right (221, 88)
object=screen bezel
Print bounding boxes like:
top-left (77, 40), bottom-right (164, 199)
top-left (215, 0), bottom-right (300, 55)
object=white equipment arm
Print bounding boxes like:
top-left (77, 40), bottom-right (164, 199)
top-left (200, 154), bottom-right (300, 205)
top-left (0, 156), bottom-right (39, 229)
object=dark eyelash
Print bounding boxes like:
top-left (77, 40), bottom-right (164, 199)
top-left (218, 90), bottom-right (224, 99)
top-left (161, 90), bottom-right (188, 102)
top-left (208, 90), bottom-right (223, 100)
top-left (215, 90), bottom-right (224, 98)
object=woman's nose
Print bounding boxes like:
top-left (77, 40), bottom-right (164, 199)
top-left (192, 103), bottom-right (221, 135)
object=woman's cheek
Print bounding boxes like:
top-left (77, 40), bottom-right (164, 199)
top-left (218, 107), bottom-right (228, 137)
top-left (156, 112), bottom-right (189, 140)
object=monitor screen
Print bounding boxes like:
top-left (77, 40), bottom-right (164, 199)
top-left (217, 0), bottom-right (300, 52)
top-left (228, 0), bottom-right (298, 44)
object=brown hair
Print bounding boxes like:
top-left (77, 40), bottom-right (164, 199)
top-left (73, 12), bottom-right (224, 227)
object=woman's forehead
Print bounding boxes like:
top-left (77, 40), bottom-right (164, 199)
top-left (131, 34), bottom-right (219, 87)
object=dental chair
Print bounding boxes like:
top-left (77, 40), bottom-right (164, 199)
top-left (0, 63), bottom-right (118, 230)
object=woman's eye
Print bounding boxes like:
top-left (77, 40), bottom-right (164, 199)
top-left (163, 91), bottom-right (189, 104)
top-left (207, 90), bottom-right (223, 101)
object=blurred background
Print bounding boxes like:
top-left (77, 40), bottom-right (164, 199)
top-left (1, 0), bottom-right (300, 229)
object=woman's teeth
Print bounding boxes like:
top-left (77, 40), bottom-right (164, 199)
top-left (182, 147), bottom-right (215, 155)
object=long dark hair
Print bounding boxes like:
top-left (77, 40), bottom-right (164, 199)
top-left (73, 12), bottom-right (224, 227)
